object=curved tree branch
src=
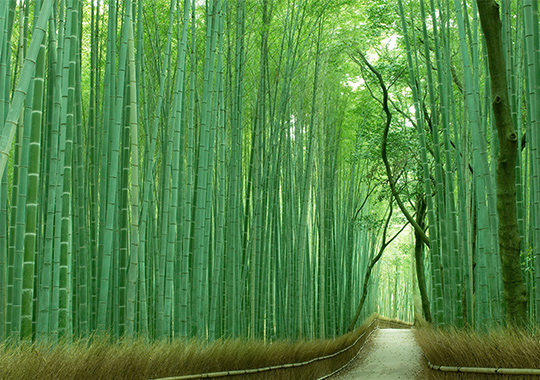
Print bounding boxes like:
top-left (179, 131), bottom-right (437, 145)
top-left (351, 50), bottom-right (430, 247)
top-left (347, 198), bottom-right (410, 331)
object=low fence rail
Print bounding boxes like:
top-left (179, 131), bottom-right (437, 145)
top-left (148, 316), bottom-right (540, 379)
top-left (426, 359), bottom-right (540, 376)
top-left (149, 317), bottom-right (383, 380)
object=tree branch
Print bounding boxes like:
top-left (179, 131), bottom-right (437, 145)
top-left (351, 49), bottom-right (431, 247)
top-left (347, 199), bottom-right (410, 331)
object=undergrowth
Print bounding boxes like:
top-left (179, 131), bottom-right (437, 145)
top-left (0, 314), bottom-right (379, 380)
top-left (415, 325), bottom-right (540, 380)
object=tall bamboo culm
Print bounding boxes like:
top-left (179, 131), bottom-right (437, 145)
top-left (397, 0), bottom-right (540, 328)
top-left (0, 0), bottom-right (380, 343)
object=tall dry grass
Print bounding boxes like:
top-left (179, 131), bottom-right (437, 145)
top-left (0, 315), bottom-right (379, 380)
top-left (415, 326), bottom-right (540, 380)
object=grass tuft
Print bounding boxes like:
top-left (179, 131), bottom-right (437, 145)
top-left (415, 325), bottom-right (540, 380)
top-left (0, 315), bottom-right (378, 380)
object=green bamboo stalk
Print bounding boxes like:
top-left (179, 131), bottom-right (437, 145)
top-left (49, 0), bottom-right (69, 341)
top-left (178, 0), bottom-right (198, 339)
top-left (433, 0), bottom-right (473, 325)
top-left (223, 0), bottom-right (245, 339)
top-left (397, 0), bottom-right (443, 325)
top-left (171, 0), bottom-right (191, 338)
top-left (531, 0), bottom-right (540, 324)
top-left (452, 0), bottom-right (501, 328)
top-left (0, 0), bottom-right (52, 180)
top-left (136, 0), bottom-right (175, 339)
top-left (58, 0), bottom-right (81, 339)
top-left (418, 0), bottom-right (456, 324)
top-left (209, 0), bottom-right (226, 340)
top-left (97, 0), bottom-right (127, 333)
top-left (10, 1), bottom-right (35, 340)
top-left (125, 0), bottom-right (140, 339)
top-left (134, 0), bottom-right (149, 338)
top-left (73, 60), bottom-right (88, 339)
top-left (12, 80), bottom-right (30, 341)
top-left (295, 20), bottom-right (322, 337)
top-left (0, 170), bottom-right (5, 339)
top-left (191, 0), bottom-right (221, 339)
top-left (153, 0), bottom-right (177, 340)
top-left (427, 0), bottom-right (463, 326)
top-left (0, 16), bottom-right (12, 333)
top-left (19, 1), bottom-right (47, 340)
top-left (72, 0), bottom-right (88, 337)
top-left (118, 36), bottom-right (131, 338)
top-left (523, 0), bottom-right (540, 323)
top-left (87, 0), bottom-right (100, 332)
top-left (0, 2), bottom-right (10, 131)
top-left (156, 0), bottom-right (176, 336)
top-left (37, 10), bottom-right (61, 340)
top-left (7, 4), bottom-right (28, 337)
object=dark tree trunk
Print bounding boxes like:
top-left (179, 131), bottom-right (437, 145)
top-left (347, 202), bottom-right (394, 332)
top-left (477, 0), bottom-right (527, 326)
top-left (350, 51), bottom-right (431, 248)
top-left (414, 195), bottom-right (432, 323)
top-left (348, 199), bottom-right (409, 331)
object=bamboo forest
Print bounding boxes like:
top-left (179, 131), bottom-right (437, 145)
top-left (1, 0), bottom-right (540, 369)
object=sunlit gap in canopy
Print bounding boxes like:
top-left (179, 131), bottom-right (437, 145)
top-left (375, 222), bottom-right (417, 323)
top-left (289, 114), bottom-right (307, 141)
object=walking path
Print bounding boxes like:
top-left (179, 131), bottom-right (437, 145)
top-left (332, 328), bottom-right (423, 380)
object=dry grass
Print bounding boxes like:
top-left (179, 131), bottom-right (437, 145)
top-left (415, 325), bottom-right (540, 380)
top-left (0, 315), bottom-right (379, 380)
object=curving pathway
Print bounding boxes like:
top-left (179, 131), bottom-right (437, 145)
top-left (331, 328), bottom-right (423, 380)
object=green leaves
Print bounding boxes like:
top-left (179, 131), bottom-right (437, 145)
top-left (0, 0), bottom-right (385, 344)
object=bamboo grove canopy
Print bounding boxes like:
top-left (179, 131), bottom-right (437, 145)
top-left (0, 0), bottom-right (539, 344)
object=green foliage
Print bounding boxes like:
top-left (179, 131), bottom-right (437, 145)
top-left (1, 0), bottom-right (539, 348)
top-left (0, 0), bottom-right (387, 344)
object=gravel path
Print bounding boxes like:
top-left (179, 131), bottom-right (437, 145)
top-left (330, 328), bottom-right (423, 380)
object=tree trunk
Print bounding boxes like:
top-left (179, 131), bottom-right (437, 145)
top-left (348, 199), bottom-right (409, 331)
top-left (477, 0), bottom-right (527, 326)
top-left (414, 194), bottom-right (432, 323)
top-left (347, 201), bottom-right (393, 331)
top-left (351, 51), bottom-right (431, 248)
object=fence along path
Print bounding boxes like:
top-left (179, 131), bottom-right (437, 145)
top-left (147, 317), bottom-right (415, 380)
top-left (149, 320), bottom-right (381, 380)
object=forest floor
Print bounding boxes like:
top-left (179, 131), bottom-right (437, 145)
top-left (329, 328), bottom-right (423, 380)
